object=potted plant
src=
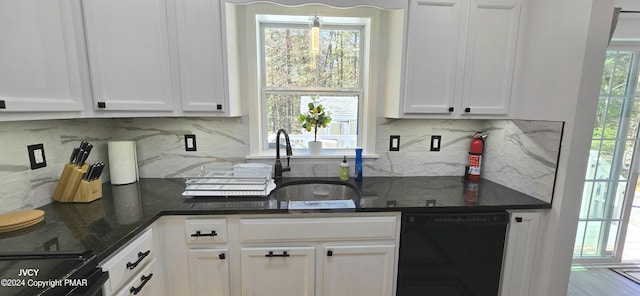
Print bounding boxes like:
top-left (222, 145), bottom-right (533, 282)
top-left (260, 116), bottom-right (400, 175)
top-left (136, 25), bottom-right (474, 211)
top-left (298, 98), bottom-right (332, 154)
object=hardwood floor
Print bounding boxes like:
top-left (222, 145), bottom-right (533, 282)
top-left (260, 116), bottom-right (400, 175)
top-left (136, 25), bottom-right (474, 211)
top-left (569, 266), bottom-right (640, 296)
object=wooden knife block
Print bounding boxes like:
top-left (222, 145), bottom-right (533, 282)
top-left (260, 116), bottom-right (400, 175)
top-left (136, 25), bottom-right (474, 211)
top-left (54, 163), bottom-right (102, 203)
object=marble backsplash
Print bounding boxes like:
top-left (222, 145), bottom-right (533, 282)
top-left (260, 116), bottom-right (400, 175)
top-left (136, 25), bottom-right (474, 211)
top-left (0, 117), bottom-right (562, 214)
top-left (0, 119), bottom-right (112, 214)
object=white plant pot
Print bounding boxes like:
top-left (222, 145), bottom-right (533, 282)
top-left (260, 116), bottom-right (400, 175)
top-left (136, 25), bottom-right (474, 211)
top-left (308, 141), bottom-right (322, 155)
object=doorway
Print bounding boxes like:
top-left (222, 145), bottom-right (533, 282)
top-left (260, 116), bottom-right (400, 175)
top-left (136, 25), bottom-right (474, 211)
top-left (573, 46), bottom-right (640, 264)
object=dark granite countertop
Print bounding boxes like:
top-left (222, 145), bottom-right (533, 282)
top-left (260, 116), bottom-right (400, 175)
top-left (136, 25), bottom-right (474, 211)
top-left (0, 177), bottom-right (550, 262)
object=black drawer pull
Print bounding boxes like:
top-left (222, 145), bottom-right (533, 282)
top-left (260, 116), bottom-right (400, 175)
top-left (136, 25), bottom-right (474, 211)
top-left (327, 250), bottom-right (333, 257)
top-left (265, 251), bottom-right (290, 258)
top-left (130, 273), bottom-right (153, 295)
top-left (219, 252), bottom-right (226, 260)
top-left (190, 230), bottom-right (218, 237)
top-left (126, 250), bottom-right (151, 270)
top-left (515, 217), bottom-right (523, 223)
top-left (464, 107), bottom-right (471, 113)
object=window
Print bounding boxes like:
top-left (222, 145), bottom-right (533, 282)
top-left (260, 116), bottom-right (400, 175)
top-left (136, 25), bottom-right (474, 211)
top-left (574, 47), bottom-right (640, 262)
top-left (257, 15), bottom-right (368, 154)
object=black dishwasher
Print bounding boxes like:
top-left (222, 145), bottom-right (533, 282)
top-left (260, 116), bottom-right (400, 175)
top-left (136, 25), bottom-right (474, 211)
top-left (397, 211), bottom-right (509, 296)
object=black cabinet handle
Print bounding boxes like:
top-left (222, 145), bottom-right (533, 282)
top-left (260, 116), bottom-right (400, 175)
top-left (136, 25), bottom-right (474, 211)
top-left (265, 251), bottom-right (290, 258)
top-left (130, 273), bottom-right (153, 295)
top-left (448, 107), bottom-right (454, 112)
top-left (97, 102), bottom-right (106, 109)
top-left (515, 217), bottom-right (523, 223)
top-left (190, 230), bottom-right (218, 237)
top-left (327, 250), bottom-right (333, 257)
top-left (219, 253), bottom-right (226, 260)
top-left (0, 100), bottom-right (6, 109)
top-left (464, 107), bottom-right (471, 113)
top-left (126, 250), bottom-right (151, 270)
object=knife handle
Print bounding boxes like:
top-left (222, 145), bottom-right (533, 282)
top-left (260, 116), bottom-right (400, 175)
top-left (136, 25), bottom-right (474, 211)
top-left (85, 164), bottom-right (95, 181)
top-left (69, 147), bottom-right (80, 164)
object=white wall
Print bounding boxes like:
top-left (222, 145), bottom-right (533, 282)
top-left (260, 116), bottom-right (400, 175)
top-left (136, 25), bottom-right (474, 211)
top-left (512, 0), bottom-right (615, 295)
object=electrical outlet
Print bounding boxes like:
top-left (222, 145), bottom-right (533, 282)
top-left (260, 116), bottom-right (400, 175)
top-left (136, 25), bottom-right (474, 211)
top-left (185, 134), bottom-right (197, 151)
top-left (27, 144), bottom-right (47, 170)
top-left (431, 135), bottom-right (441, 151)
top-left (390, 135), bottom-right (400, 151)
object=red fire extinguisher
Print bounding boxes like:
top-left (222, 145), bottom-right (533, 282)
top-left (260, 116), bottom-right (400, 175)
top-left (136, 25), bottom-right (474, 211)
top-left (467, 132), bottom-right (487, 181)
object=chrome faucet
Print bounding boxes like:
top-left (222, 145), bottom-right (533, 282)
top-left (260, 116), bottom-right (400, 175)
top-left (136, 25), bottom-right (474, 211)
top-left (274, 129), bottom-right (293, 180)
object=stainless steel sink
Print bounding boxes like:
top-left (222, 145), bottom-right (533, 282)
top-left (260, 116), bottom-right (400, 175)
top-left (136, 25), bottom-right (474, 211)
top-left (272, 181), bottom-right (360, 201)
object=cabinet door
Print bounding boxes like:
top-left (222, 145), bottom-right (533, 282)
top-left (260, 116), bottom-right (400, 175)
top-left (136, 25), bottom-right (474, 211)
top-left (188, 248), bottom-right (230, 296)
top-left (82, 0), bottom-right (175, 111)
top-left (461, 0), bottom-right (521, 115)
top-left (175, 0), bottom-right (227, 113)
top-left (500, 211), bottom-right (540, 296)
top-left (403, 0), bottom-right (467, 114)
top-left (240, 246), bottom-right (315, 296)
top-left (321, 245), bottom-right (395, 296)
top-left (0, 0), bottom-right (83, 113)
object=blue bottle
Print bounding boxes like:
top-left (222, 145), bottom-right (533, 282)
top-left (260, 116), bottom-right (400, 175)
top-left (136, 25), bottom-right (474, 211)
top-left (355, 148), bottom-right (363, 181)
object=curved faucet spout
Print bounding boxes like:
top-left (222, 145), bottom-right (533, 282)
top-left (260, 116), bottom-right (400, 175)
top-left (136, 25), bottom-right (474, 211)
top-left (275, 129), bottom-right (293, 180)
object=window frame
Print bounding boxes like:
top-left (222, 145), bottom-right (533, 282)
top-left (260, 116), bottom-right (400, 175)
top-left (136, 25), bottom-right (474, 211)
top-left (242, 4), bottom-right (379, 159)
top-left (259, 21), bottom-right (365, 152)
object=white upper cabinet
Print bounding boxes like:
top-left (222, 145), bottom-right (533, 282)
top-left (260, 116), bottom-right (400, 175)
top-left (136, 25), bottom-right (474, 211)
top-left (82, 0), bottom-right (176, 112)
top-left (461, 0), bottom-right (521, 115)
top-left (393, 0), bottom-right (522, 118)
top-left (403, 0), bottom-right (466, 115)
top-left (175, 0), bottom-right (232, 114)
top-left (0, 0), bottom-right (85, 117)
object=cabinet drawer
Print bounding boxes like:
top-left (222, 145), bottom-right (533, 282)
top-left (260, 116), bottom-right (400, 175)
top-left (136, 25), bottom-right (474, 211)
top-left (112, 259), bottom-right (159, 296)
top-left (239, 216), bottom-right (398, 242)
top-left (101, 228), bottom-right (154, 294)
top-left (185, 218), bottom-right (228, 244)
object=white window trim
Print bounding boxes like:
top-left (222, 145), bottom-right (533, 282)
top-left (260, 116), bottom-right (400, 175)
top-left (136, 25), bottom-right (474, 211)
top-left (237, 3), bottom-right (381, 159)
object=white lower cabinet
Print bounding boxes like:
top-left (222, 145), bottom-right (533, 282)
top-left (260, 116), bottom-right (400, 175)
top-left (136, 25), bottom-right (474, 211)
top-left (99, 228), bottom-right (164, 296)
top-left (240, 246), bottom-right (315, 296)
top-left (322, 245), bottom-right (395, 296)
top-left (113, 259), bottom-right (161, 296)
top-left (237, 215), bottom-right (400, 296)
top-left (154, 213), bottom-right (400, 296)
top-left (188, 248), bottom-right (230, 296)
top-left (156, 213), bottom-right (400, 296)
top-left (500, 210), bottom-right (541, 296)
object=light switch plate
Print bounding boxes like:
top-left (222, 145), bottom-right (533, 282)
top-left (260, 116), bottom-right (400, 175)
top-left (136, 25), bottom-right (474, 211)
top-left (431, 135), bottom-right (441, 151)
top-left (390, 135), bottom-right (400, 151)
top-left (27, 143), bottom-right (47, 170)
top-left (185, 134), bottom-right (197, 151)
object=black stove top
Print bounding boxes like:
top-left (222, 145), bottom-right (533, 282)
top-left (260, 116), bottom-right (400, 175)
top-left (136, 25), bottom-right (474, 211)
top-left (0, 251), bottom-right (107, 296)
